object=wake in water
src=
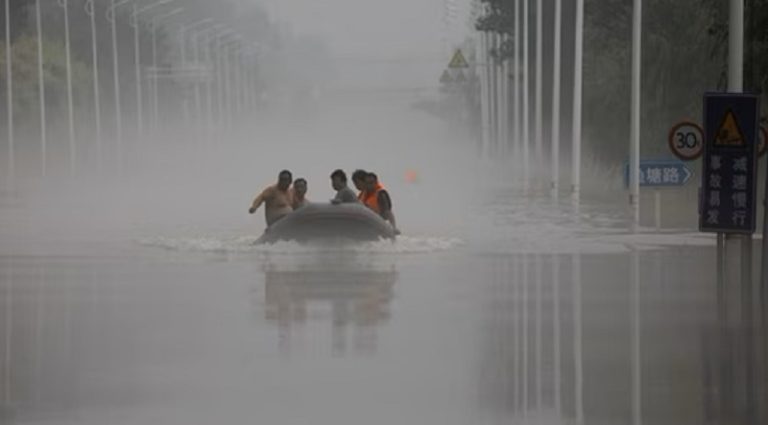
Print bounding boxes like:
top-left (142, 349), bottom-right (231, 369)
top-left (138, 234), bottom-right (464, 255)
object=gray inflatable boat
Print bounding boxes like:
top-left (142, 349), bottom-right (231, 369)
top-left (256, 203), bottom-right (397, 244)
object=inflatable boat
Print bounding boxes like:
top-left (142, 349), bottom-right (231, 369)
top-left (256, 202), bottom-right (397, 244)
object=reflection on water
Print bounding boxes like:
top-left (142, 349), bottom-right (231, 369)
top-left (478, 250), bottom-right (767, 425)
top-left (260, 262), bottom-right (397, 356)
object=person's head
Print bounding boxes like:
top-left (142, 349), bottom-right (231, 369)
top-left (330, 169), bottom-right (347, 191)
top-left (365, 172), bottom-right (378, 192)
top-left (293, 178), bottom-right (307, 197)
top-left (352, 169), bottom-right (368, 191)
top-left (277, 170), bottom-right (292, 190)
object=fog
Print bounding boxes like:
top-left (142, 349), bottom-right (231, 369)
top-left (1, 1), bottom-right (766, 424)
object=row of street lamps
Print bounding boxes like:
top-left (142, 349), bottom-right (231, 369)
top-left (3, 0), bottom-right (260, 185)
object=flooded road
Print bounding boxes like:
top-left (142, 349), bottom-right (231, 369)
top-left (0, 94), bottom-right (765, 425)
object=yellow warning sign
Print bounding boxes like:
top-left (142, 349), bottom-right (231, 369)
top-left (439, 70), bottom-right (453, 84)
top-left (448, 49), bottom-right (469, 69)
top-left (715, 109), bottom-right (746, 146)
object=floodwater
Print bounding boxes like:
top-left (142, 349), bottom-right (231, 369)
top-left (1, 94), bottom-right (766, 425)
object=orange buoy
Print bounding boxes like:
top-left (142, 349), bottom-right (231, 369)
top-left (404, 169), bottom-right (419, 184)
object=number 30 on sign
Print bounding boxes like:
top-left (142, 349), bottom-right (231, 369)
top-left (668, 121), bottom-right (704, 161)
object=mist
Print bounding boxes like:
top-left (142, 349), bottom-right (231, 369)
top-left (1, 1), bottom-right (767, 424)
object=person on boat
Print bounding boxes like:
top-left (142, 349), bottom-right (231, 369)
top-left (330, 169), bottom-right (359, 204)
top-left (352, 169), bottom-right (369, 201)
top-left (363, 172), bottom-right (400, 234)
top-left (292, 178), bottom-right (309, 209)
top-left (248, 170), bottom-right (294, 226)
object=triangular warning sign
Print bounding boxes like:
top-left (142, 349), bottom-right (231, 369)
top-left (715, 109), bottom-right (746, 146)
top-left (439, 69), bottom-right (453, 84)
top-left (448, 49), bottom-right (470, 69)
top-left (454, 70), bottom-right (467, 83)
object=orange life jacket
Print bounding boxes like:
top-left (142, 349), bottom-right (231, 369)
top-left (363, 183), bottom-right (384, 214)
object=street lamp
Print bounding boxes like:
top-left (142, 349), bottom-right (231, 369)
top-left (5, 0), bottom-right (14, 186)
top-left (176, 18), bottom-right (212, 125)
top-left (149, 7), bottom-right (183, 131)
top-left (85, 0), bottom-right (102, 171)
top-left (57, 0), bottom-right (76, 176)
top-left (130, 0), bottom-right (174, 139)
top-left (35, 0), bottom-right (47, 177)
top-left (106, 0), bottom-right (134, 174)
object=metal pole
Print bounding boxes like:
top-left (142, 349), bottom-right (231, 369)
top-left (551, 0), bottom-right (562, 196)
top-left (514, 0), bottom-right (522, 173)
top-left (224, 43), bottom-right (233, 131)
top-left (36, 0), bottom-right (48, 177)
top-left (478, 32), bottom-right (490, 158)
top-left (629, 0), bottom-right (643, 228)
top-left (572, 0), bottom-right (584, 202)
top-left (151, 22), bottom-right (158, 132)
top-left (204, 32), bottom-right (214, 145)
top-left (502, 36), bottom-right (510, 157)
top-left (59, 0), bottom-right (76, 176)
top-left (131, 3), bottom-right (143, 139)
top-left (85, 0), bottom-right (102, 171)
top-left (522, 0), bottom-right (530, 188)
top-left (108, 0), bottom-right (125, 174)
top-left (216, 34), bottom-right (225, 127)
top-left (534, 0), bottom-right (543, 167)
top-left (495, 33), bottom-right (503, 156)
top-left (5, 0), bottom-right (14, 187)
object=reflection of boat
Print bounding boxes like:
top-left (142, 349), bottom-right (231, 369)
top-left (261, 265), bottom-right (397, 355)
top-left (256, 203), bottom-right (396, 244)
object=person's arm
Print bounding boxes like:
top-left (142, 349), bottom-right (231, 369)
top-left (249, 188), bottom-right (270, 214)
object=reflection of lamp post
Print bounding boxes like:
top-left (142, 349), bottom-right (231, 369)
top-left (149, 7), bottom-right (183, 132)
top-left (57, 0), bottom-right (76, 176)
top-left (84, 0), bottom-right (102, 171)
top-left (5, 0), bottom-right (14, 187)
top-left (106, 0), bottom-right (134, 174)
top-left (36, 0), bottom-right (47, 177)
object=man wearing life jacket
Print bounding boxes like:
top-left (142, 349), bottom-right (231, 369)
top-left (363, 172), bottom-right (400, 235)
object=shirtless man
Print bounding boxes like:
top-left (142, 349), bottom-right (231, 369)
top-left (291, 178), bottom-right (309, 209)
top-left (248, 170), bottom-right (294, 226)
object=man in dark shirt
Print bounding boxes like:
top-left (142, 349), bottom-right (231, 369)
top-left (330, 169), bottom-right (359, 204)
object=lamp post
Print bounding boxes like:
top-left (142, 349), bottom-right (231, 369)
top-left (130, 0), bottom-right (173, 139)
top-left (106, 0), bottom-right (134, 174)
top-left (36, 0), bottom-right (47, 177)
top-left (176, 19), bottom-right (213, 126)
top-left (84, 0), bottom-right (102, 171)
top-left (57, 0), bottom-right (76, 176)
top-left (5, 0), bottom-right (14, 187)
top-left (149, 7), bottom-right (183, 132)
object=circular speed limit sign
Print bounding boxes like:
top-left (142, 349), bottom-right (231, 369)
top-left (668, 121), bottom-right (704, 161)
top-left (759, 126), bottom-right (767, 158)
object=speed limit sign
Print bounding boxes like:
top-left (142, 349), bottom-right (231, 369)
top-left (669, 121), bottom-right (704, 161)
top-left (759, 126), bottom-right (767, 158)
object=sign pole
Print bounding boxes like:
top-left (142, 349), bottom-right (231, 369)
top-left (654, 189), bottom-right (661, 231)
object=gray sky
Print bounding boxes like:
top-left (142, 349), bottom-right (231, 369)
top-left (256, 0), bottom-right (472, 88)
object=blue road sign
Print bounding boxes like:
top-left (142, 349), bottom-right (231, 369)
top-left (700, 93), bottom-right (760, 234)
top-left (623, 159), bottom-right (692, 188)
